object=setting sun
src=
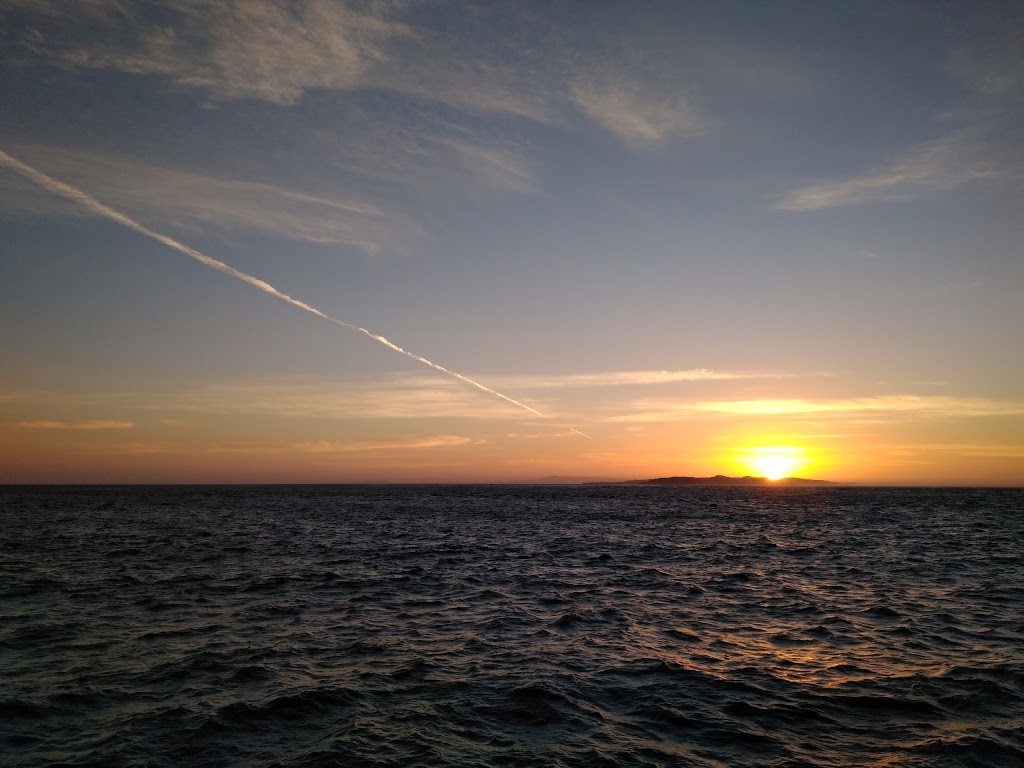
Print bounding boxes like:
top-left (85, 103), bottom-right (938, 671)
top-left (741, 446), bottom-right (807, 481)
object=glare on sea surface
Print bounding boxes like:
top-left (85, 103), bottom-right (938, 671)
top-left (740, 446), bottom-right (807, 480)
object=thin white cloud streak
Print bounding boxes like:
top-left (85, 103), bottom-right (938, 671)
top-left (897, 443), bottom-right (1024, 459)
top-left (43, 0), bottom-right (407, 106)
top-left (182, 1), bottom-right (402, 104)
top-left (438, 138), bottom-right (536, 195)
top-left (18, 419), bottom-right (134, 430)
top-left (15, 381), bottom-right (540, 422)
top-left (694, 396), bottom-right (1024, 417)
top-left (102, 435), bottom-right (477, 456)
top-left (6, 1), bottom-right (723, 143)
top-left (0, 149), bottom-right (547, 420)
top-left (608, 394), bottom-right (1024, 422)
top-left (570, 76), bottom-right (710, 146)
top-left (485, 369), bottom-right (791, 390)
top-left (773, 9), bottom-right (1024, 213)
top-left (309, 121), bottom-right (542, 213)
top-left (10, 0), bottom-right (555, 122)
top-left (212, 435), bottom-right (473, 454)
top-left (177, 383), bottom-right (530, 421)
top-left (777, 129), bottom-right (1012, 211)
top-left (505, 431), bottom-right (581, 440)
top-left (0, 144), bottom-right (394, 251)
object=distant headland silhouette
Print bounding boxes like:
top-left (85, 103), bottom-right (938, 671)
top-left (587, 475), bottom-right (834, 486)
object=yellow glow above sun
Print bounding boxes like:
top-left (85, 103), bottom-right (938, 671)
top-left (740, 446), bottom-right (807, 481)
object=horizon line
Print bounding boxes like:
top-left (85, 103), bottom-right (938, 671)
top-left (2, 481), bottom-right (1021, 488)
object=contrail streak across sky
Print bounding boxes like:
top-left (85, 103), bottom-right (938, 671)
top-left (0, 149), bottom-right (590, 431)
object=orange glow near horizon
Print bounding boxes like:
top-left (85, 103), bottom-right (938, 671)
top-left (738, 446), bottom-right (809, 480)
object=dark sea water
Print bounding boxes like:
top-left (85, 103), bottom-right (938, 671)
top-left (2, 485), bottom-right (1023, 767)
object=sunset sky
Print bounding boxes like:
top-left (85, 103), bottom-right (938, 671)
top-left (2, 1), bottom-right (1022, 485)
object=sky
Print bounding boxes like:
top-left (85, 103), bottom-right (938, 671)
top-left (1, 0), bottom-right (1022, 485)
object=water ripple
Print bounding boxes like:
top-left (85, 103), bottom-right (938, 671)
top-left (1, 484), bottom-right (1022, 767)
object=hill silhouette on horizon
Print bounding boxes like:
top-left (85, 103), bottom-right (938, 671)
top-left (587, 475), bottom-right (834, 486)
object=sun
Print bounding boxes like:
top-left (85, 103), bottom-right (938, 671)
top-left (752, 453), bottom-right (797, 481)
top-left (741, 446), bottom-right (806, 481)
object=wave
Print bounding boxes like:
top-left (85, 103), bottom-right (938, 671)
top-left (1, 484), bottom-right (1021, 767)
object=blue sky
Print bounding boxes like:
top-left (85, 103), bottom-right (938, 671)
top-left (2, 0), bottom-right (1022, 483)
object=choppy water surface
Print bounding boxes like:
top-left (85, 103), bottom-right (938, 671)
top-left (2, 485), bottom-right (1023, 767)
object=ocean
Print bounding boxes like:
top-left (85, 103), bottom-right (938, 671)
top-left (2, 484), bottom-right (1022, 767)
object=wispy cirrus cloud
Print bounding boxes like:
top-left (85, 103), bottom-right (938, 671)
top-left (609, 395), bottom-right (1024, 423)
top-left (437, 137), bottom-right (537, 195)
top-left (896, 442), bottom-right (1024, 459)
top-left (11, 0), bottom-right (407, 106)
top-left (3, 368), bottom-right (797, 426)
top-left (483, 368), bottom-right (791, 390)
top-left (88, 380), bottom-right (539, 422)
top-left (0, 143), bottom-right (399, 251)
top-left (5, 0), bottom-right (550, 121)
top-left (4, 0), bottom-right (717, 147)
top-left (504, 431), bottom-right (581, 440)
top-left (212, 434), bottom-right (473, 453)
top-left (18, 419), bottom-right (134, 430)
top-left (99, 435), bottom-right (475, 456)
top-left (1, 376), bottom-right (549, 424)
top-left (778, 18), bottom-right (1024, 214)
top-left (776, 131), bottom-right (1005, 211)
top-left (570, 75), bottom-right (710, 146)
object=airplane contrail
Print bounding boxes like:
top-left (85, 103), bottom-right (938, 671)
top-left (0, 149), bottom-right (592, 433)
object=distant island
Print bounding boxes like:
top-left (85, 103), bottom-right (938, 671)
top-left (587, 475), bottom-right (834, 486)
